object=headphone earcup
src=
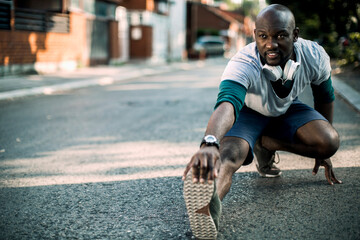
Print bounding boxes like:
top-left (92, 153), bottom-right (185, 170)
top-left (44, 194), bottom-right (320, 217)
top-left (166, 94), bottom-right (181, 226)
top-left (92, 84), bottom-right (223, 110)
top-left (262, 65), bottom-right (283, 81)
top-left (283, 60), bottom-right (300, 80)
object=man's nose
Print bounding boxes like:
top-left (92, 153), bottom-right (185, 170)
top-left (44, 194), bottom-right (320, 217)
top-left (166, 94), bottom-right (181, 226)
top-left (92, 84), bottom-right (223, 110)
top-left (266, 37), bottom-right (278, 49)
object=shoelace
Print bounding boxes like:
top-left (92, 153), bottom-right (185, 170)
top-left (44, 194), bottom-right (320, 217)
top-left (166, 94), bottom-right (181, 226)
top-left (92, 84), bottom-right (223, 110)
top-left (271, 152), bottom-right (281, 164)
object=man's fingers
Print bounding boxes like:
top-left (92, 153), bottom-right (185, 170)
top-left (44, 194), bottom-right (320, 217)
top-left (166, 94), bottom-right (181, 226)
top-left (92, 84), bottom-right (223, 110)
top-left (182, 159), bottom-right (194, 181)
top-left (312, 160), bottom-right (320, 175)
top-left (182, 155), bottom-right (199, 181)
top-left (322, 159), bottom-right (342, 185)
top-left (207, 161), bottom-right (215, 184)
top-left (199, 154), bottom-right (208, 183)
top-left (330, 169), bottom-right (342, 184)
top-left (200, 153), bottom-right (217, 184)
top-left (192, 158), bottom-right (200, 183)
top-left (312, 158), bottom-right (342, 185)
top-left (183, 148), bottom-right (219, 184)
top-left (324, 164), bottom-right (334, 185)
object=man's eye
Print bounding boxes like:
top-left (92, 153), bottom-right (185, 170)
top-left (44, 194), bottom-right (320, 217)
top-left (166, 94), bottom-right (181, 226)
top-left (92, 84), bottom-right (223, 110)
top-left (259, 34), bottom-right (266, 39)
top-left (277, 34), bottom-right (287, 39)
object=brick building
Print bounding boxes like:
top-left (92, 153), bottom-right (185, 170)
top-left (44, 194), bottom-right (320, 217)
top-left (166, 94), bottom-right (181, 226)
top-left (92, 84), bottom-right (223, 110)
top-left (0, 0), bottom-right (126, 76)
top-left (0, 0), bottom-right (250, 76)
top-left (0, 0), bottom-right (186, 76)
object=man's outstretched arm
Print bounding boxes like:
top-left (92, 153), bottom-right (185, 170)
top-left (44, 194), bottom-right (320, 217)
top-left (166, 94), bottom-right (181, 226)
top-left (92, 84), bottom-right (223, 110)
top-left (182, 102), bottom-right (235, 184)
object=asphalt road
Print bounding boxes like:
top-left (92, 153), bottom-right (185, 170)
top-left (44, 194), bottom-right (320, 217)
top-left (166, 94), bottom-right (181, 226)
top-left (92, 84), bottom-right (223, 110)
top-left (0, 59), bottom-right (359, 239)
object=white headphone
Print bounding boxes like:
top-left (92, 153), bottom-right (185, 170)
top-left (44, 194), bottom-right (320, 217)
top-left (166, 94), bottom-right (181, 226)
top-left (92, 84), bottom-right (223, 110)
top-left (262, 59), bottom-right (300, 82)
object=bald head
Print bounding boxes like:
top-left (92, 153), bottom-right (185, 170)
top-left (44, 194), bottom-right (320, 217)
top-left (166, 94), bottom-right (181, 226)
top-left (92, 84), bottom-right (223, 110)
top-left (256, 4), bottom-right (296, 30)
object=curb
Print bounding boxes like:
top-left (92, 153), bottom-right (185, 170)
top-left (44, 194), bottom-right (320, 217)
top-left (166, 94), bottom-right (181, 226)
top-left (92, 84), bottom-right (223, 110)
top-left (332, 76), bottom-right (360, 113)
top-left (0, 60), bottom-right (211, 101)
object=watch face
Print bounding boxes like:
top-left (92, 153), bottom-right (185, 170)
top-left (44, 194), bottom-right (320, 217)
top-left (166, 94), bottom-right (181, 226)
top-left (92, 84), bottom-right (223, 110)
top-left (205, 135), bottom-right (216, 143)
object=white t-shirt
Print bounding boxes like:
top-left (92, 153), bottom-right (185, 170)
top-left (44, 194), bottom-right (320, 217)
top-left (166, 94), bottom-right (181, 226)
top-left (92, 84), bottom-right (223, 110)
top-left (220, 38), bottom-right (331, 117)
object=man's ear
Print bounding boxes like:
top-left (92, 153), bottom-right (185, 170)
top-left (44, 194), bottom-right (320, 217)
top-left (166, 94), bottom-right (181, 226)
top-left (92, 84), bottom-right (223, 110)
top-left (293, 27), bottom-right (300, 42)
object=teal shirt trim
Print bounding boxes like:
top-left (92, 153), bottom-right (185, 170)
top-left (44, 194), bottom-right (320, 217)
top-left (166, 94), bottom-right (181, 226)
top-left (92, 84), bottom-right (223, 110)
top-left (214, 80), bottom-right (247, 121)
top-left (311, 76), bottom-right (335, 104)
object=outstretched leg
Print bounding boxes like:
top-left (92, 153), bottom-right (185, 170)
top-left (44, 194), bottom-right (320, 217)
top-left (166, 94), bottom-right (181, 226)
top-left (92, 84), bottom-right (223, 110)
top-left (216, 136), bottom-right (249, 200)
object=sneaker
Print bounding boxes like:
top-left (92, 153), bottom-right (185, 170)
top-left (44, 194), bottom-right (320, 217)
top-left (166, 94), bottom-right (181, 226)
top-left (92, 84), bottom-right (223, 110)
top-left (183, 172), bottom-right (222, 239)
top-left (254, 140), bottom-right (282, 178)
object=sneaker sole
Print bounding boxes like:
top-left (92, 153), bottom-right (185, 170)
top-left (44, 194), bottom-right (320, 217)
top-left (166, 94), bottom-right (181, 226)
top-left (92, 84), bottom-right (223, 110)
top-left (183, 173), bottom-right (217, 239)
top-left (258, 171), bottom-right (282, 178)
top-left (255, 163), bottom-right (282, 178)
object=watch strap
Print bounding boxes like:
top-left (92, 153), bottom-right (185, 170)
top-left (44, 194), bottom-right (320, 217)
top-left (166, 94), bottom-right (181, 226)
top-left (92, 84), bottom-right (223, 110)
top-left (200, 135), bottom-right (220, 149)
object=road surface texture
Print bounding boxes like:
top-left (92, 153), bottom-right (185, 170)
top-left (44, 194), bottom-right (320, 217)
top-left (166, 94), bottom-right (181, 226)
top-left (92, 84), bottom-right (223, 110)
top-left (0, 58), bottom-right (359, 239)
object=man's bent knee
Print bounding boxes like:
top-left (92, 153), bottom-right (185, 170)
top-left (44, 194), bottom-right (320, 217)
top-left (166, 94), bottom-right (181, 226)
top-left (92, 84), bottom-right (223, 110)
top-left (312, 122), bottom-right (339, 158)
top-left (220, 137), bottom-right (249, 172)
top-left (296, 120), bottom-right (340, 159)
top-left (318, 128), bottom-right (340, 158)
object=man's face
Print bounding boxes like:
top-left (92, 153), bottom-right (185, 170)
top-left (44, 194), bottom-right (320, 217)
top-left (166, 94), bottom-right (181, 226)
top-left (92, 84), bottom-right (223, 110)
top-left (254, 13), bottom-right (298, 66)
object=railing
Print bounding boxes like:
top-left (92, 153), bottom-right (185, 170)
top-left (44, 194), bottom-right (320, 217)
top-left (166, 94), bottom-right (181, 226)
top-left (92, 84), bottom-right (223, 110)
top-left (14, 8), bottom-right (69, 33)
top-left (0, 0), bottom-right (11, 30)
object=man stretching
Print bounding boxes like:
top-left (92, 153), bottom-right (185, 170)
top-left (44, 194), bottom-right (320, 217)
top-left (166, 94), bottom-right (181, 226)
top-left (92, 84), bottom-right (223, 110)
top-left (182, 4), bottom-right (341, 239)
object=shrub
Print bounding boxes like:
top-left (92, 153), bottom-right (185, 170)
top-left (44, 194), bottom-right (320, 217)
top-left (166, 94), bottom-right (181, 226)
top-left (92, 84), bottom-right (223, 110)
top-left (339, 32), bottom-right (360, 66)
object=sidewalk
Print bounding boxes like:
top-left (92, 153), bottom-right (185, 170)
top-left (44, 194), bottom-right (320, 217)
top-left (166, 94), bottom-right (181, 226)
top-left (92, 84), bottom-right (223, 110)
top-left (332, 75), bottom-right (360, 112)
top-left (0, 58), bottom-right (359, 112)
top-left (0, 58), bottom-right (223, 101)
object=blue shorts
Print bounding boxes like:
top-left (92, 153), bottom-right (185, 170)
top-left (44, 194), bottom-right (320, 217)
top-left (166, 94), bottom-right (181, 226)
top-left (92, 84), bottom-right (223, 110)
top-left (224, 99), bottom-right (327, 165)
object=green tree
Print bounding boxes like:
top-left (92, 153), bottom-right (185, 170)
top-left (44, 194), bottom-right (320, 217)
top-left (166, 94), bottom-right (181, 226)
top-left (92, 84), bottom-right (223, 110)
top-left (222, 0), bottom-right (261, 16)
top-left (267, 0), bottom-right (360, 59)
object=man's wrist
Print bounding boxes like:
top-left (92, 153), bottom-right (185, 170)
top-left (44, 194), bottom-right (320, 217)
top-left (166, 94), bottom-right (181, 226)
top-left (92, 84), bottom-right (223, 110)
top-left (200, 135), bottom-right (220, 149)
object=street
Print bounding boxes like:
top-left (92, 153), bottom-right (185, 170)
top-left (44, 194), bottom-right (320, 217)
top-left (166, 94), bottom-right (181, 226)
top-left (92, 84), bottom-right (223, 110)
top-left (0, 58), bottom-right (359, 239)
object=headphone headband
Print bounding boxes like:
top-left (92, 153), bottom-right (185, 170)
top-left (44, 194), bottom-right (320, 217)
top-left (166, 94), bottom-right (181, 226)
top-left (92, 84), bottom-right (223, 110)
top-left (262, 59), bottom-right (300, 82)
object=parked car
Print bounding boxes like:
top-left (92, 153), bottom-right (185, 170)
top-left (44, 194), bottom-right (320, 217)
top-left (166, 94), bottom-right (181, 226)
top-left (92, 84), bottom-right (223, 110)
top-left (193, 36), bottom-right (227, 56)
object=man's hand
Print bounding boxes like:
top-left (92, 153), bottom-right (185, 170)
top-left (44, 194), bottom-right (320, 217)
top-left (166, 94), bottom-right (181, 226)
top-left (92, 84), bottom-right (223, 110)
top-left (182, 146), bottom-right (220, 184)
top-left (312, 158), bottom-right (342, 185)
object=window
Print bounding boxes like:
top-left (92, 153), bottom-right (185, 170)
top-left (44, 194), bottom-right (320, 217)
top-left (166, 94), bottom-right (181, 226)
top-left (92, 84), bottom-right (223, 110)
top-left (0, 0), bottom-right (11, 30)
top-left (155, 0), bottom-right (169, 15)
top-left (14, 0), bottom-right (69, 33)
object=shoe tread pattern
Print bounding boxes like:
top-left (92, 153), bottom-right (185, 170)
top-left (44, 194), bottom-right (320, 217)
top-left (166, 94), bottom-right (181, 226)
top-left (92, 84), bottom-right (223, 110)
top-left (183, 174), bottom-right (217, 239)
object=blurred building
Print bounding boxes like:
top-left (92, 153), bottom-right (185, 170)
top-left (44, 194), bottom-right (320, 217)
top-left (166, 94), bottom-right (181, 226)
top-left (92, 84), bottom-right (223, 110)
top-left (0, 0), bottom-right (186, 76)
top-left (0, 0), bottom-right (252, 76)
top-left (186, 1), bottom-right (254, 58)
top-left (119, 0), bottom-right (187, 64)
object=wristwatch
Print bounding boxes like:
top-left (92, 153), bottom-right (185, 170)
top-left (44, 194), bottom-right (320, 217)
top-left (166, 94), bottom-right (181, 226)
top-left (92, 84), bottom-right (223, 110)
top-left (200, 135), bottom-right (220, 149)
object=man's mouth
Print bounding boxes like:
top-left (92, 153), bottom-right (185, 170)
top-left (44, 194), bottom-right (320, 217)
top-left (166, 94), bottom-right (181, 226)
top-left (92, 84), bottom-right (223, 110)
top-left (266, 52), bottom-right (279, 59)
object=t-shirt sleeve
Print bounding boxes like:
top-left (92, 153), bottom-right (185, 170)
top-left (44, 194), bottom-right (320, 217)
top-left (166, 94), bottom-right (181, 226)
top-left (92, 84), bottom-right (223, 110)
top-left (311, 76), bottom-right (335, 104)
top-left (221, 58), bottom-right (258, 89)
top-left (311, 43), bottom-right (332, 86)
top-left (214, 80), bottom-right (247, 122)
